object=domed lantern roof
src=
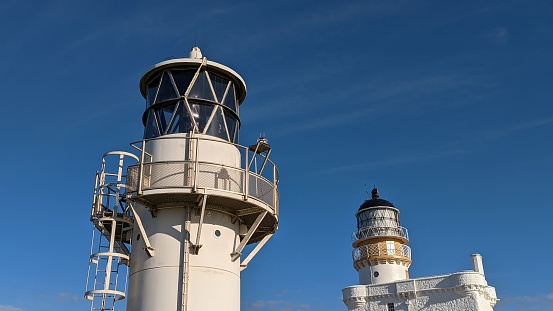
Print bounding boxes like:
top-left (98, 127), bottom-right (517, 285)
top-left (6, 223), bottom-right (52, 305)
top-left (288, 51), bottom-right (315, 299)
top-left (358, 188), bottom-right (395, 211)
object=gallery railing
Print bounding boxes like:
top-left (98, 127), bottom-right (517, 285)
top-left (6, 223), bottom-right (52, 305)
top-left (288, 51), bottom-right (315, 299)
top-left (126, 136), bottom-right (279, 214)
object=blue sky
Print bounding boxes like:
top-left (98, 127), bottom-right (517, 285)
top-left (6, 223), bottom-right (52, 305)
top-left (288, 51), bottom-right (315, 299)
top-left (1, 1), bottom-right (552, 311)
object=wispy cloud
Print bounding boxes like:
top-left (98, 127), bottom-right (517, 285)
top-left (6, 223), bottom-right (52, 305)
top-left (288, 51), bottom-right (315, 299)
top-left (477, 116), bottom-right (553, 141)
top-left (320, 145), bottom-right (468, 175)
top-left (498, 293), bottom-right (553, 310)
top-left (0, 305), bottom-right (23, 311)
top-left (319, 115), bottom-right (553, 174)
top-left (244, 299), bottom-right (310, 311)
top-left (501, 292), bottom-right (553, 303)
top-left (483, 27), bottom-right (509, 44)
top-left (57, 292), bottom-right (80, 302)
top-left (259, 71), bottom-right (485, 135)
top-left (226, 0), bottom-right (417, 55)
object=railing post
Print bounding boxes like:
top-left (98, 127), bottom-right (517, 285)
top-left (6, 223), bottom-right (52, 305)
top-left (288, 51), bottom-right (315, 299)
top-left (273, 165), bottom-right (277, 214)
top-left (91, 172), bottom-right (99, 216)
top-left (193, 137), bottom-right (199, 192)
top-left (184, 137), bottom-right (187, 188)
top-left (244, 147), bottom-right (249, 200)
top-left (138, 139), bottom-right (146, 195)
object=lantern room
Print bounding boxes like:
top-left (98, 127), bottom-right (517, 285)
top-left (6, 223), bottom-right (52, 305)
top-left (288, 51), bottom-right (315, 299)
top-left (139, 47), bottom-right (246, 143)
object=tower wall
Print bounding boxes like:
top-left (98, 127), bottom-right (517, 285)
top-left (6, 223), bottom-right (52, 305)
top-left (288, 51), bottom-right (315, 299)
top-left (142, 134), bottom-right (241, 193)
top-left (353, 190), bottom-right (411, 286)
top-left (358, 260), bottom-right (409, 285)
top-left (145, 133), bottom-right (240, 165)
top-left (127, 207), bottom-right (240, 311)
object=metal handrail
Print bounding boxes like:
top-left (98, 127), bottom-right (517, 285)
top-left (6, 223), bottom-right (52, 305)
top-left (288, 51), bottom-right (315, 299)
top-left (130, 135), bottom-right (280, 183)
top-left (127, 135), bottom-right (279, 212)
top-left (352, 226), bottom-right (409, 242)
top-left (127, 161), bottom-right (276, 209)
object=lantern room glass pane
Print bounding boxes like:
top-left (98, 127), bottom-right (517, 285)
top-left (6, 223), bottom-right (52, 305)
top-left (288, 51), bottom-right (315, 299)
top-left (357, 209), bottom-right (399, 230)
top-left (144, 109), bottom-right (160, 139)
top-left (146, 75), bottom-right (161, 106)
top-left (223, 84), bottom-right (237, 112)
top-left (224, 113), bottom-right (238, 143)
top-left (188, 71), bottom-right (215, 101)
top-left (190, 102), bottom-right (214, 133)
top-left (155, 103), bottom-right (177, 134)
top-left (171, 70), bottom-right (195, 96)
top-left (168, 101), bottom-right (194, 134)
top-left (205, 107), bottom-right (228, 140)
top-left (210, 73), bottom-right (229, 103)
top-left (155, 71), bottom-right (178, 104)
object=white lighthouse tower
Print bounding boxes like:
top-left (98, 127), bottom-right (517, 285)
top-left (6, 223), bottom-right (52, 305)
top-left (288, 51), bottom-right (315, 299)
top-left (85, 47), bottom-right (280, 311)
top-left (352, 188), bottom-right (411, 285)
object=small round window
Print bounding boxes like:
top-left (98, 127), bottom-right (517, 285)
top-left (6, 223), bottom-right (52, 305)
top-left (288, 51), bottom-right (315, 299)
top-left (214, 230), bottom-right (221, 237)
top-left (373, 271), bottom-right (379, 277)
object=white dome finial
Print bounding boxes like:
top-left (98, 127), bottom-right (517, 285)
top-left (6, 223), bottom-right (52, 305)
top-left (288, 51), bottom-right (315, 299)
top-left (190, 46), bottom-right (203, 59)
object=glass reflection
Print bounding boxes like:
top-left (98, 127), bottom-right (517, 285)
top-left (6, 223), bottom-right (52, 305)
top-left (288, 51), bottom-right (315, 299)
top-left (172, 70), bottom-right (195, 95)
top-left (155, 72), bottom-right (178, 104)
top-left (146, 75), bottom-right (161, 106)
top-left (155, 103), bottom-right (176, 134)
top-left (144, 109), bottom-right (160, 139)
top-left (168, 101), bottom-right (194, 134)
top-left (143, 68), bottom-right (241, 143)
top-left (189, 71), bottom-right (215, 101)
top-left (210, 73), bottom-right (229, 103)
top-left (205, 107), bottom-right (228, 140)
top-left (190, 103), bottom-right (214, 133)
top-left (224, 113), bottom-right (238, 142)
top-left (223, 84), bottom-right (236, 112)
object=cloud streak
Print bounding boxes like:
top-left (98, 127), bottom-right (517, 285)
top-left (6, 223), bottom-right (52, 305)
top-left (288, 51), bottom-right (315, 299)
top-left (319, 115), bottom-right (553, 174)
top-left (319, 145), bottom-right (468, 175)
top-left (57, 292), bottom-right (81, 302)
top-left (497, 293), bottom-right (553, 311)
top-left (244, 299), bottom-right (310, 311)
top-left (0, 305), bottom-right (23, 311)
top-left (259, 70), bottom-right (486, 135)
top-left (483, 27), bottom-right (509, 44)
top-left (476, 116), bottom-right (553, 141)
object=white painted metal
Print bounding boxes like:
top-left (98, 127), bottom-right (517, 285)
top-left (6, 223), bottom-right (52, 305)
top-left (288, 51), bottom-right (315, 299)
top-left (126, 207), bottom-right (240, 311)
top-left (138, 53), bottom-right (247, 102)
top-left (129, 135), bottom-right (279, 211)
top-left (126, 202), bottom-right (154, 257)
top-left (231, 211), bottom-right (267, 261)
top-left (189, 46), bottom-right (202, 59)
top-left (86, 47), bottom-right (280, 311)
top-left (240, 233), bottom-right (273, 271)
top-left (125, 134), bottom-right (250, 311)
top-left (86, 152), bottom-right (138, 311)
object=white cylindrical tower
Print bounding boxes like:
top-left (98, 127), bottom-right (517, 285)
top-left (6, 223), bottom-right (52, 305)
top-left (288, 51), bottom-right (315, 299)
top-left (85, 47), bottom-right (280, 311)
top-left (352, 188), bottom-right (411, 285)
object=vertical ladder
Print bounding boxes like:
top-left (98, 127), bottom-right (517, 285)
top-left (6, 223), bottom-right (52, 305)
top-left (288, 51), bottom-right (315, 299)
top-left (85, 151), bottom-right (138, 311)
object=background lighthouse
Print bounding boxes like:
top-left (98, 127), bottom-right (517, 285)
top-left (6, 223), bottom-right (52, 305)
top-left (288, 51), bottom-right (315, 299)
top-left (352, 188), bottom-right (411, 285)
top-left (85, 47), bottom-right (280, 311)
top-left (344, 189), bottom-right (497, 311)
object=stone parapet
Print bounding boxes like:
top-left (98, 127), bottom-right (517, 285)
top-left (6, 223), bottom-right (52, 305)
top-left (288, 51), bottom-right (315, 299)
top-left (343, 271), bottom-right (498, 311)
